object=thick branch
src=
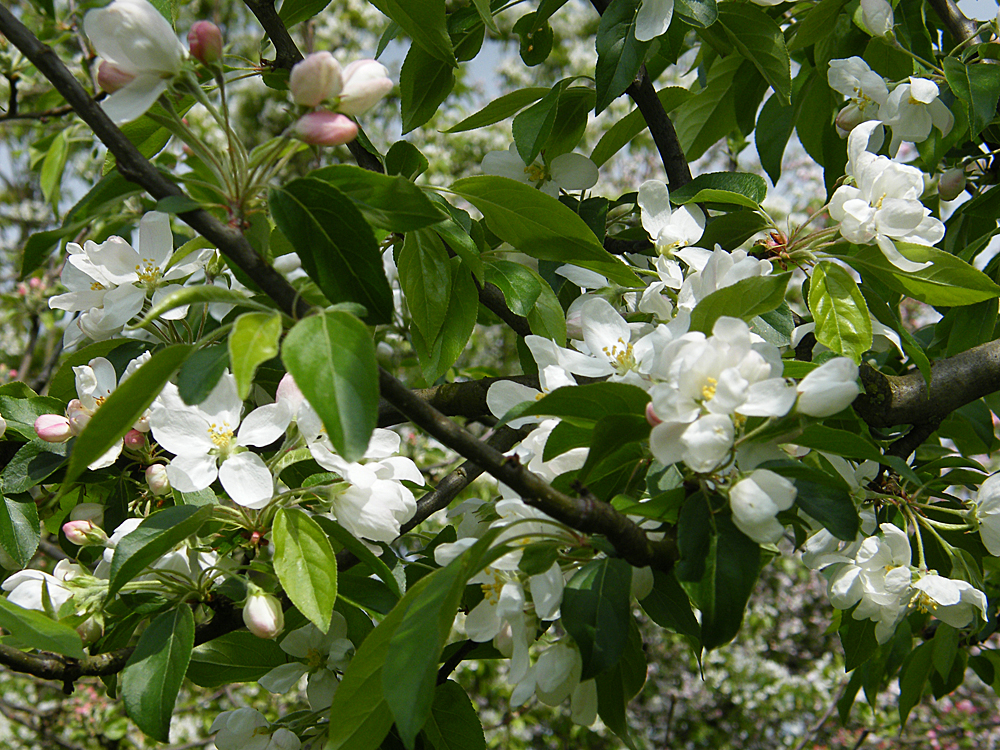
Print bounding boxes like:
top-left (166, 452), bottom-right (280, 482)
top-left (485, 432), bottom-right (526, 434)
top-left (926, 0), bottom-right (980, 45)
top-left (854, 339), bottom-right (1000, 429)
top-left (378, 375), bottom-right (541, 427)
top-left (242, 0), bottom-right (304, 71)
top-left (378, 368), bottom-right (678, 570)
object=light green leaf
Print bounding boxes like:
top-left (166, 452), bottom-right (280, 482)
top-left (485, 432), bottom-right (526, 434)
top-left (106, 505), bottom-right (214, 600)
top-left (228, 312), bottom-right (282, 400)
top-left (672, 54), bottom-right (742, 161)
top-left (444, 88), bottom-right (548, 132)
top-left (0, 597), bottom-right (85, 658)
top-left (943, 57), bottom-right (1000, 138)
top-left (66, 345), bottom-right (193, 485)
top-left (273, 508), bottom-right (338, 632)
top-left (809, 261), bottom-right (873, 361)
top-left (0, 440), bottom-right (68, 494)
top-left (122, 606), bottom-right (195, 742)
top-left (411, 257), bottom-right (479, 383)
top-left (0, 394), bottom-right (68, 441)
top-left (670, 171), bottom-right (767, 206)
top-left (308, 165), bottom-right (444, 232)
top-left (278, 0), bottom-right (332, 27)
top-left (689, 273), bottom-right (790, 333)
top-left (39, 130), bottom-right (69, 208)
top-left (133, 285), bottom-right (272, 330)
top-left (282, 311), bottom-right (378, 462)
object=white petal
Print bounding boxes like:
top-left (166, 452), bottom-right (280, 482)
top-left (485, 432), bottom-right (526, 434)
top-left (102, 76), bottom-right (170, 124)
top-left (219, 452), bottom-right (274, 509)
top-left (635, 0), bottom-right (674, 41)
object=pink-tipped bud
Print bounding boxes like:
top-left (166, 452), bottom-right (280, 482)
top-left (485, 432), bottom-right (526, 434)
top-left (289, 51), bottom-right (343, 107)
top-left (938, 168), bottom-right (967, 201)
top-left (35, 414), bottom-right (72, 443)
top-left (66, 399), bottom-right (91, 436)
top-left (145, 464), bottom-right (171, 496)
top-left (188, 21), bottom-right (223, 65)
top-left (292, 110), bottom-right (358, 146)
top-left (645, 402), bottom-right (662, 427)
top-left (337, 59), bottom-right (393, 116)
top-left (123, 429), bottom-right (146, 449)
top-left (834, 104), bottom-right (866, 137)
top-left (77, 617), bottom-right (104, 645)
top-left (97, 61), bottom-right (136, 94)
top-left (243, 590), bottom-right (284, 639)
top-left (63, 520), bottom-right (110, 547)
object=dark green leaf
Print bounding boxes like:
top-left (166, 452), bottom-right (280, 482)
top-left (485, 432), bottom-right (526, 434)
top-left (410, 257), bottom-right (479, 383)
top-left (510, 382), bottom-right (649, 427)
top-left (595, 0), bottom-right (651, 114)
top-left (278, 0), bottom-right (331, 27)
top-left (177, 345), bottom-right (229, 406)
top-left (187, 631), bottom-right (288, 687)
top-left (594, 618), bottom-right (646, 750)
top-left (640, 569), bottom-right (701, 640)
top-left (675, 0), bottom-right (717, 27)
top-left (717, 4), bottom-right (791, 104)
top-left (399, 229), bottom-right (453, 342)
top-left (270, 178), bottom-right (393, 324)
top-left (590, 87), bottom-right (690, 166)
top-left (839, 612), bottom-right (879, 671)
top-left (513, 12), bottom-right (553, 66)
top-left (399, 42), bottom-right (456, 133)
top-left (512, 85), bottom-right (561, 165)
top-left (0, 394), bottom-right (68, 441)
top-left (688, 273), bottom-right (790, 333)
top-left (122, 607), bottom-right (195, 742)
top-left (134, 285), bottom-right (272, 329)
top-left (65, 345), bottom-right (193, 485)
top-left (673, 54), bottom-right (742, 161)
top-left (671, 171), bottom-right (767, 206)
top-left (758, 459), bottom-right (860, 541)
top-left (0, 440), bottom-right (68, 494)
top-left (943, 57), bottom-right (1000, 138)
top-left (578, 414), bottom-right (650, 483)
top-left (562, 558), bottom-right (633, 679)
top-left (423, 681), bottom-right (486, 750)
top-left (315, 516), bottom-right (401, 599)
top-left (693, 517), bottom-right (760, 650)
top-left (789, 0), bottom-right (849, 50)
top-left (898, 642), bottom-right (934, 726)
top-left (0, 496), bottom-right (39, 568)
top-left (385, 141), bottom-right (429, 180)
top-left (308, 165), bottom-right (443, 232)
top-left (106, 505), bottom-right (213, 600)
top-left (368, 0), bottom-right (456, 66)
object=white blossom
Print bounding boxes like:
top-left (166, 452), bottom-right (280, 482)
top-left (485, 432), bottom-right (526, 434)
top-left (638, 180), bottom-right (705, 255)
top-left (795, 358), bottom-right (860, 416)
top-left (729, 470), bottom-right (797, 544)
top-left (482, 145), bottom-right (598, 196)
top-left (911, 574), bottom-right (988, 629)
top-left (880, 77), bottom-right (954, 155)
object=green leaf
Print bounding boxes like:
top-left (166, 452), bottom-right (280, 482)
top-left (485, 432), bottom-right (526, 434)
top-left (228, 312), bottom-right (282, 401)
top-left (0, 394), bottom-right (68, 441)
top-left (673, 54), bottom-right (742, 161)
top-left (282, 311), bottom-right (377, 462)
top-left (315, 517), bottom-right (401, 600)
top-left (133, 285), bottom-right (272, 329)
top-left (839, 610), bottom-right (879, 671)
top-left (0, 440), bottom-right (68, 494)
top-left (449, 177), bottom-right (624, 270)
top-left (443, 88), bottom-right (549, 132)
top-left (398, 229), bottom-right (453, 342)
top-left (789, 0), bottom-right (849, 50)
top-left (759, 459), bottom-right (860, 541)
top-left (792, 425), bottom-right (882, 463)
top-left (177, 345), bottom-right (229, 406)
top-left (385, 141), bottom-right (429, 180)
top-left (943, 57), bottom-right (1000, 138)
top-left (898, 642), bottom-right (934, 726)
top-left (639, 569), bottom-right (701, 640)
top-left (106, 505), bottom-right (213, 600)
top-left (595, 0), bottom-right (651, 114)
top-left (399, 42), bottom-right (456, 133)
top-left (717, 5), bottom-right (791, 105)
top-left (0, 496), bottom-right (39, 568)
top-left (122, 606), bottom-right (195, 742)
top-left (0, 597), bottom-right (85, 658)
top-left (809, 261), bottom-right (873, 361)
top-left (155, 195), bottom-right (202, 215)
top-left (675, 0), bottom-right (717, 27)
top-left (187, 631), bottom-right (289, 687)
top-left (423, 681), bottom-right (486, 750)
top-left (278, 0), bottom-right (331, 27)
top-left (577, 414), bottom-right (650, 483)
top-left (594, 618), bottom-right (646, 750)
top-left (65, 345), bottom-right (193, 485)
top-left (671, 171), bottom-right (767, 206)
top-left (513, 12), bottom-right (553, 66)
top-left (510, 382), bottom-right (649, 427)
top-left (470, 0), bottom-right (499, 34)
top-left (847, 243), bottom-right (1000, 306)
top-left (689, 273), bottom-right (790, 333)
top-left (590, 87), bottom-right (690, 166)
top-left (692, 516), bottom-right (760, 650)
top-left (308, 165), bottom-right (444, 232)
top-left (562, 558), bottom-right (633, 679)
top-left (409, 257), bottom-right (479, 383)
top-left (273, 508), bottom-right (338, 632)
top-left (270, 178), bottom-right (393, 324)
top-left (512, 84), bottom-right (561, 165)
top-left (40, 130), bottom-right (69, 208)
top-left (485, 259), bottom-right (566, 344)
top-left (368, 0), bottom-right (456, 66)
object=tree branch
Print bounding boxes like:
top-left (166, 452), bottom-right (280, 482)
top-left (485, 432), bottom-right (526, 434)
top-left (242, 0), bottom-right (304, 72)
top-left (925, 0), bottom-right (981, 45)
top-left (854, 339), bottom-right (1000, 429)
top-left (378, 376), bottom-right (542, 427)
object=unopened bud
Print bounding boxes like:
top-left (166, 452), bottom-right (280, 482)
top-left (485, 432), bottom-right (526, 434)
top-left (292, 110), bottom-right (358, 146)
top-left (77, 617), bottom-right (104, 645)
top-left (97, 61), bottom-right (136, 93)
top-left (123, 429), bottom-right (146, 449)
top-left (63, 520), bottom-right (110, 547)
top-left (289, 51), bottom-right (342, 108)
top-left (188, 21), bottom-right (223, 66)
top-left (337, 59), bottom-right (393, 116)
top-left (645, 402), bottom-right (662, 427)
top-left (35, 414), bottom-right (73, 443)
top-left (145, 464), bottom-right (171, 495)
top-left (835, 104), bottom-right (866, 137)
top-left (243, 589), bottom-right (284, 639)
top-left (938, 168), bottom-right (967, 201)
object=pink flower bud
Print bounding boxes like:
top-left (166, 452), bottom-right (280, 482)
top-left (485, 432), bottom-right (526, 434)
top-left (645, 402), bottom-right (662, 427)
top-left (938, 168), bottom-right (967, 201)
top-left (63, 520), bottom-right (110, 547)
top-left (337, 59), bottom-right (393, 116)
top-left (289, 51), bottom-right (342, 107)
top-left (188, 21), bottom-right (223, 65)
top-left (292, 110), bottom-right (358, 146)
top-left (35, 414), bottom-right (73, 443)
top-left (123, 429), bottom-right (146, 449)
top-left (243, 590), bottom-right (284, 639)
top-left (145, 464), bottom-right (171, 496)
top-left (66, 399), bottom-right (91, 437)
top-left (97, 61), bottom-right (136, 94)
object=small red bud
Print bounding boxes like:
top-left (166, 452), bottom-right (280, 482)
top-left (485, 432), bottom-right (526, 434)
top-left (188, 21), bottom-right (224, 66)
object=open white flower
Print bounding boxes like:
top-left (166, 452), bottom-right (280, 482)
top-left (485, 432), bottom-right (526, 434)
top-left (860, 0), bottom-right (894, 36)
top-left (795, 358), bottom-right (860, 416)
top-left (973, 473), bottom-right (1000, 555)
top-left (828, 57), bottom-right (889, 128)
top-left (482, 145), bottom-right (598, 197)
top-left (638, 180), bottom-right (705, 255)
top-left (84, 0), bottom-right (186, 123)
top-left (2, 560), bottom-right (86, 615)
top-left (829, 122), bottom-right (943, 272)
top-left (149, 373), bottom-right (279, 508)
top-left (880, 77), bottom-right (954, 155)
top-left (911, 574), bottom-right (988, 629)
top-left (211, 708), bottom-right (301, 750)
